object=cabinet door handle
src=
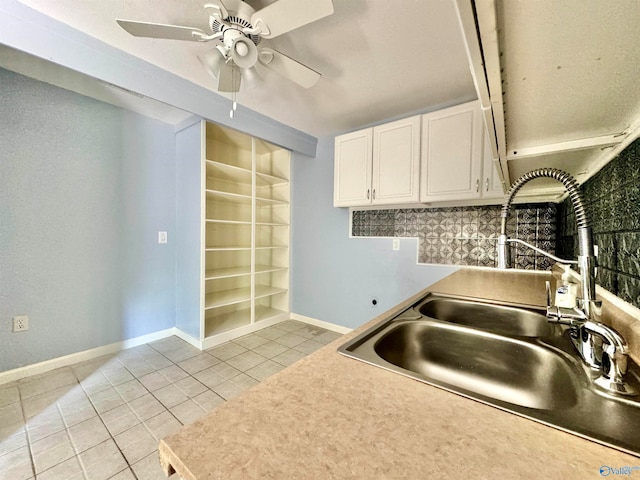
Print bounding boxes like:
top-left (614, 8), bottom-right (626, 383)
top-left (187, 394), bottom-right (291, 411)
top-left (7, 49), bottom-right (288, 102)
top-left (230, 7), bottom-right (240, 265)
top-left (475, 179), bottom-right (480, 193)
top-left (373, 189), bottom-right (376, 200)
top-left (485, 178), bottom-right (489, 192)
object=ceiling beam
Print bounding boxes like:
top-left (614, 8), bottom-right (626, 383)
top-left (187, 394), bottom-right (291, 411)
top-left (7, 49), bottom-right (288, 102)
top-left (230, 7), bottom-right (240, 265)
top-left (473, 0), bottom-right (508, 182)
top-left (506, 133), bottom-right (625, 161)
top-left (454, 0), bottom-right (509, 192)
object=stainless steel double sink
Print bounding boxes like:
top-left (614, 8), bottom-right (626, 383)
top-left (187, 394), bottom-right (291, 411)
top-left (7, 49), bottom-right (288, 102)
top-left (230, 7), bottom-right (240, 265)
top-left (338, 293), bottom-right (640, 456)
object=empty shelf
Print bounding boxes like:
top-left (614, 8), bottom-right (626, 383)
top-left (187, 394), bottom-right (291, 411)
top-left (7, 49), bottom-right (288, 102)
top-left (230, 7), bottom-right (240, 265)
top-left (255, 306), bottom-right (289, 323)
top-left (256, 171), bottom-right (288, 186)
top-left (205, 266), bottom-right (252, 280)
top-left (205, 285), bottom-right (286, 309)
top-left (206, 160), bottom-right (252, 185)
top-left (205, 265), bottom-right (287, 280)
top-left (205, 308), bottom-right (252, 338)
top-left (206, 189), bottom-right (252, 204)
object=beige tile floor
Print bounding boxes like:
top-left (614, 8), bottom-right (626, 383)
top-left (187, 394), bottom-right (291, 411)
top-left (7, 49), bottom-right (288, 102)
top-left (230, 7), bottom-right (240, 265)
top-left (0, 320), bottom-right (342, 480)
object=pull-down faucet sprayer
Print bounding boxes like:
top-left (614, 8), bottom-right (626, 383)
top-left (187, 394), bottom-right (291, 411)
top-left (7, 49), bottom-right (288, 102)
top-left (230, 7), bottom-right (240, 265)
top-left (498, 168), bottom-right (635, 396)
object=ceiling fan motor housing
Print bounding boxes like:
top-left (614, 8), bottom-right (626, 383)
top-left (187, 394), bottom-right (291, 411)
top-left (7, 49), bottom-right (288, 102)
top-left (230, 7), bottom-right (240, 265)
top-left (209, 1), bottom-right (261, 46)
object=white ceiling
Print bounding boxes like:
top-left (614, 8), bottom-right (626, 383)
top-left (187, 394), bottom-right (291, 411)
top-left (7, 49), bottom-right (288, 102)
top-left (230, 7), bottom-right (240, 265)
top-left (498, 0), bottom-right (640, 151)
top-left (490, 0), bottom-right (640, 191)
top-left (15, 0), bottom-right (478, 137)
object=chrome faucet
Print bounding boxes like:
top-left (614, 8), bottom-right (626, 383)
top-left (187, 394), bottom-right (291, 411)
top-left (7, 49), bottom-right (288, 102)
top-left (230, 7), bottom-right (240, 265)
top-left (497, 168), bottom-right (635, 396)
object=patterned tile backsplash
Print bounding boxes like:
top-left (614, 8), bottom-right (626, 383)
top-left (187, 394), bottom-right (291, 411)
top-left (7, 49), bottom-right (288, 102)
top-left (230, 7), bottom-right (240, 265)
top-left (352, 203), bottom-right (557, 270)
top-left (557, 137), bottom-right (640, 308)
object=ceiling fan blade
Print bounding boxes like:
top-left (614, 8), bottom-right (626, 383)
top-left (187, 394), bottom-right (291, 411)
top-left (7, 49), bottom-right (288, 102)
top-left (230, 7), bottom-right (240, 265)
top-left (258, 48), bottom-right (321, 88)
top-left (216, 64), bottom-right (242, 92)
top-left (198, 49), bottom-right (241, 92)
top-left (117, 19), bottom-right (208, 41)
top-left (204, 0), bottom-right (230, 20)
top-left (250, 0), bottom-right (334, 39)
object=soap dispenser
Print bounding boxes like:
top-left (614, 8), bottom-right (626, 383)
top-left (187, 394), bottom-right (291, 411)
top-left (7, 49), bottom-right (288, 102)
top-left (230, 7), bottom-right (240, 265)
top-left (555, 265), bottom-right (578, 308)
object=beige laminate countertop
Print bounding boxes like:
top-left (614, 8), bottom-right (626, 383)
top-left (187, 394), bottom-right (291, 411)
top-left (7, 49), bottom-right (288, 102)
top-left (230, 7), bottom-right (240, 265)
top-left (159, 268), bottom-right (639, 479)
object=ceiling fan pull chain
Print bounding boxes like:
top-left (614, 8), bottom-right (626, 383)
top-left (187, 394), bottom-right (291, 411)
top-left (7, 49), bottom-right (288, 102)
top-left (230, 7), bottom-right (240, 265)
top-left (230, 99), bottom-right (237, 119)
top-left (230, 68), bottom-right (238, 119)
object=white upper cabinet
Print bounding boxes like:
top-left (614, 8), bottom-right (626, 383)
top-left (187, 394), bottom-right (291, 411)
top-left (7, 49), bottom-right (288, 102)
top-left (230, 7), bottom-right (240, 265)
top-left (334, 101), bottom-right (504, 208)
top-left (420, 101), bottom-right (484, 202)
top-left (372, 116), bottom-right (421, 205)
top-left (333, 128), bottom-right (373, 207)
top-left (334, 116), bottom-right (421, 207)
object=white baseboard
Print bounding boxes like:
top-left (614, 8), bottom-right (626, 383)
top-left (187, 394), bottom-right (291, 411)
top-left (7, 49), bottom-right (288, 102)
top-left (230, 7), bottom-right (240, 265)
top-left (171, 328), bottom-right (202, 350)
top-left (0, 316), bottom-right (351, 386)
top-left (0, 327), bottom-right (177, 386)
top-left (290, 313), bottom-right (352, 334)
top-left (200, 314), bottom-right (288, 350)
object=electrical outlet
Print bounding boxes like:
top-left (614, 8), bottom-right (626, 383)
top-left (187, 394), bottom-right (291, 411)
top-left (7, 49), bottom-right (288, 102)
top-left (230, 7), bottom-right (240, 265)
top-left (13, 316), bottom-right (29, 332)
top-left (392, 238), bottom-right (400, 251)
top-left (158, 231), bottom-right (168, 244)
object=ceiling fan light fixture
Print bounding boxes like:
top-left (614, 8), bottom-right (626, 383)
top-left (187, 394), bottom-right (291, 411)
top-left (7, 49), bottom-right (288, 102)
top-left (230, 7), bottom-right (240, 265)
top-left (235, 42), bottom-right (248, 57)
top-left (230, 36), bottom-right (258, 69)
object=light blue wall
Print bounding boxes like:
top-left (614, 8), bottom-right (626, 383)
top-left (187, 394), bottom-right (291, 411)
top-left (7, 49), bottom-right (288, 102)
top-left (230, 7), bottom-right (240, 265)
top-left (290, 137), bottom-right (458, 329)
top-left (0, 68), bottom-right (176, 371)
top-left (0, 0), bottom-right (329, 371)
top-left (0, 0), bottom-right (463, 357)
top-left (175, 121), bottom-right (204, 340)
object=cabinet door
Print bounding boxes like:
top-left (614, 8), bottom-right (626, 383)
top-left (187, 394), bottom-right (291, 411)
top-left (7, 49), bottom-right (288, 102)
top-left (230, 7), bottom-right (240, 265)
top-left (372, 115), bottom-right (421, 205)
top-left (482, 130), bottom-right (506, 199)
top-left (420, 101), bottom-right (483, 202)
top-left (333, 128), bottom-right (373, 207)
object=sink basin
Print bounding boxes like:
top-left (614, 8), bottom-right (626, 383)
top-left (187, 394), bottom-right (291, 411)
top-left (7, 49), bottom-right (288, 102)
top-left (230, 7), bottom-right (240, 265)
top-left (414, 296), bottom-right (554, 337)
top-left (375, 321), bottom-right (578, 410)
top-left (339, 292), bottom-right (640, 457)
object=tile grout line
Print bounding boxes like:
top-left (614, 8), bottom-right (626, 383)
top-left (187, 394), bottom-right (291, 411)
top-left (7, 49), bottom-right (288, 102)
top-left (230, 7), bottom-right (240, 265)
top-left (74, 348), bottom-right (182, 479)
top-left (139, 362), bottom-right (196, 433)
top-left (15, 385), bottom-right (37, 480)
top-left (13, 321), bottom-right (339, 480)
top-left (108, 346), bottom-right (185, 478)
top-left (76, 368), bottom-right (135, 480)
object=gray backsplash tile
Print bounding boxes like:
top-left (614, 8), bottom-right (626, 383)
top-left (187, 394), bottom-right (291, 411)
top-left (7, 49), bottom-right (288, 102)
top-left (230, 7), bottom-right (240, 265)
top-left (617, 273), bottom-right (640, 307)
top-left (557, 137), bottom-right (640, 310)
top-left (352, 203), bottom-right (557, 269)
top-left (598, 268), bottom-right (617, 294)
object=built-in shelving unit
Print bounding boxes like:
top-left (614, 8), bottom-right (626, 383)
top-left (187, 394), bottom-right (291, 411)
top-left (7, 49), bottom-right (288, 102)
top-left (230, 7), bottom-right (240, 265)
top-left (203, 123), bottom-right (290, 343)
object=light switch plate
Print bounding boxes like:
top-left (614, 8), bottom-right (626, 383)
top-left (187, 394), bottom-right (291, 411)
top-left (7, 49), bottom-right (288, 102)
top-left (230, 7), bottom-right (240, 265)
top-left (158, 231), bottom-right (168, 244)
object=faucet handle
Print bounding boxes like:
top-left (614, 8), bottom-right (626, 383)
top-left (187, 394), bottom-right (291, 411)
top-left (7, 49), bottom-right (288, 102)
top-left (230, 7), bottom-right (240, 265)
top-left (546, 280), bottom-right (588, 326)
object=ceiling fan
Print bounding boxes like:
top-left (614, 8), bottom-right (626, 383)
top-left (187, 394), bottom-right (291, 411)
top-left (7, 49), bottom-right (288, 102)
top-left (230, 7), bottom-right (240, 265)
top-left (116, 0), bottom-right (334, 93)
